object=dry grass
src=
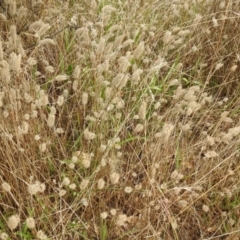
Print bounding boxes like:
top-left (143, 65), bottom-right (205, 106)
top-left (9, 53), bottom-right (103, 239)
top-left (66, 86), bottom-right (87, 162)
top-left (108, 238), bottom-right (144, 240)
top-left (1, 0), bottom-right (240, 239)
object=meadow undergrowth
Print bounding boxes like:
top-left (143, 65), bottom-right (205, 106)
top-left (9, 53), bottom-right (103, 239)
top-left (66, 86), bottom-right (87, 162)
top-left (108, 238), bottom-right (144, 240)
top-left (1, 0), bottom-right (240, 239)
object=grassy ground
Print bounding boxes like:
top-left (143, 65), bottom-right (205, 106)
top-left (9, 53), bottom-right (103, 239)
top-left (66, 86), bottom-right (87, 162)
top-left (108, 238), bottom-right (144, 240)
top-left (1, 0), bottom-right (240, 239)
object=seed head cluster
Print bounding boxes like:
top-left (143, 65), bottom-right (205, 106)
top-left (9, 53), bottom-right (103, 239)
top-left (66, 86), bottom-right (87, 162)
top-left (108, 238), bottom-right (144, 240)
top-left (1, 0), bottom-right (240, 239)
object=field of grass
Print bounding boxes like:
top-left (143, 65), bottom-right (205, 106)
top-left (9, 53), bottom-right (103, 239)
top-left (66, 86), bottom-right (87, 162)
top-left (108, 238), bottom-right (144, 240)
top-left (1, 0), bottom-right (240, 239)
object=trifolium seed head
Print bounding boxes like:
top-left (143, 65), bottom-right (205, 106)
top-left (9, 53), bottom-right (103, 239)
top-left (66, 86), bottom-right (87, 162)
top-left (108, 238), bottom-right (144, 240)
top-left (83, 128), bottom-right (96, 141)
top-left (80, 198), bottom-right (89, 207)
top-left (202, 204), bottom-right (210, 212)
top-left (56, 128), bottom-right (64, 134)
top-left (62, 177), bottom-right (70, 186)
top-left (80, 179), bottom-right (89, 190)
top-left (110, 172), bottom-right (120, 184)
top-left (69, 183), bottom-right (76, 190)
top-left (133, 124), bottom-right (144, 133)
top-left (26, 217), bottom-right (35, 229)
top-left (99, 144), bottom-right (107, 152)
top-left (231, 65), bottom-right (237, 72)
top-left (116, 214), bottom-right (128, 226)
top-left (68, 163), bottom-right (75, 169)
top-left (82, 158), bottom-right (91, 168)
top-left (135, 183), bottom-right (142, 190)
top-left (70, 15), bottom-right (78, 26)
top-left (124, 186), bottom-right (133, 193)
top-left (110, 209), bottom-right (117, 216)
top-left (34, 135), bottom-right (41, 141)
top-left (39, 143), bottom-right (47, 152)
top-left (100, 212), bottom-right (108, 219)
top-left (215, 62), bottom-right (223, 71)
top-left (7, 214), bottom-right (20, 231)
top-left (2, 182), bottom-right (11, 192)
top-left (212, 17), bottom-right (218, 27)
top-left (0, 232), bottom-right (8, 240)
top-left (36, 230), bottom-right (48, 240)
top-left (27, 181), bottom-right (46, 195)
top-left (71, 156), bottom-right (78, 163)
top-left (59, 189), bottom-right (66, 197)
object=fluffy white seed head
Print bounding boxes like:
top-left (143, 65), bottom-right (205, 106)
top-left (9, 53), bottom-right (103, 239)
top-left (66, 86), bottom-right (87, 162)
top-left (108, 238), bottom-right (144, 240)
top-left (68, 163), bottom-right (75, 169)
top-left (212, 17), bottom-right (218, 27)
top-left (133, 41), bottom-right (145, 58)
top-left (110, 208), bottom-right (117, 216)
top-left (110, 172), bottom-right (120, 184)
top-left (7, 214), bottom-right (20, 231)
top-left (72, 80), bottom-right (79, 91)
top-left (36, 230), bottom-right (48, 240)
top-left (116, 214), bottom-right (128, 226)
top-left (124, 186), bottom-right (133, 193)
top-left (231, 65), bottom-right (237, 72)
top-left (71, 155), bottom-right (78, 163)
top-left (47, 114), bottom-right (55, 128)
top-left (69, 183), bottom-right (76, 189)
top-left (82, 158), bottom-right (91, 168)
top-left (39, 38), bottom-right (56, 46)
top-left (27, 57), bottom-right (37, 66)
top-left (80, 179), bottom-right (89, 190)
top-left (26, 217), bottom-right (35, 229)
top-left (100, 212), bottom-right (108, 219)
top-left (59, 189), bottom-right (66, 197)
top-left (133, 124), bottom-right (144, 133)
top-left (73, 65), bottom-right (81, 79)
top-left (39, 143), bottom-right (47, 152)
top-left (205, 151), bottom-right (218, 158)
top-left (55, 74), bottom-right (68, 82)
top-left (62, 177), bottom-right (70, 186)
top-left (34, 134), bottom-right (41, 141)
top-left (0, 232), bottom-right (8, 240)
top-left (80, 198), bottom-right (89, 207)
top-left (28, 181), bottom-right (46, 195)
top-left (57, 95), bottom-right (64, 106)
top-left (202, 205), bottom-right (210, 212)
top-left (45, 66), bottom-right (54, 73)
top-left (138, 101), bottom-right (147, 120)
top-left (163, 31), bottom-right (173, 44)
top-left (9, 52), bottom-right (21, 73)
top-left (83, 128), bottom-right (96, 140)
top-left (132, 68), bottom-right (143, 84)
top-left (2, 182), bottom-right (11, 192)
top-left (215, 62), bottom-right (223, 71)
top-left (97, 178), bottom-right (105, 189)
top-left (82, 92), bottom-right (89, 105)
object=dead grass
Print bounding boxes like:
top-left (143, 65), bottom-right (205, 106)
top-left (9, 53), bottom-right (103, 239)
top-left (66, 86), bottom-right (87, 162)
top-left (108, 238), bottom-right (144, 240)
top-left (1, 0), bottom-right (240, 239)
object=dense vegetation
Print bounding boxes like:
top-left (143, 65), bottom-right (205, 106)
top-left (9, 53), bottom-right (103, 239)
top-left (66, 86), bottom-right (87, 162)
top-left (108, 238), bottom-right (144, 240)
top-left (1, 0), bottom-right (240, 239)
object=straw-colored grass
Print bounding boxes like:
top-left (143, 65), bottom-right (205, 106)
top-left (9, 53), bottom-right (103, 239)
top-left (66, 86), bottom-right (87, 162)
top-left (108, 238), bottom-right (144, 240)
top-left (1, 0), bottom-right (240, 239)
